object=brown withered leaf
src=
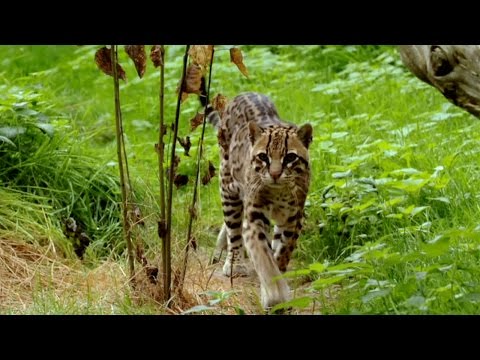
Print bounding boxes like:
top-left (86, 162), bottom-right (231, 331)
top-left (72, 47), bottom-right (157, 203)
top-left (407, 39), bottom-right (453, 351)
top-left (201, 161), bottom-right (216, 185)
top-left (176, 64), bottom-right (202, 103)
top-left (181, 92), bottom-right (189, 103)
top-left (135, 242), bottom-right (148, 266)
top-left (229, 47), bottom-right (249, 78)
top-left (178, 136), bottom-right (191, 156)
top-left (188, 45), bottom-right (214, 72)
top-left (176, 80), bottom-right (189, 103)
top-left (174, 174), bottom-right (189, 188)
top-left (190, 112), bottom-right (204, 131)
top-left (184, 64), bottom-right (203, 94)
top-left (211, 93), bottom-right (229, 118)
top-left (188, 206), bottom-right (197, 219)
top-left (145, 266), bottom-right (159, 284)
top-left (157, 220), bottom-right (167, 238)
top-left (165, 154), bottom-right (181, 180)
top-left (125, 45), bottom-right (147, 78)
top-left (154, 143), bottom-right (165, 155)
top-left (150, 45), bottom-right (164, 67)
top-left (95, 46), bottom-right (127, 81)
top-left (133, 205), bottom-right (145, 226)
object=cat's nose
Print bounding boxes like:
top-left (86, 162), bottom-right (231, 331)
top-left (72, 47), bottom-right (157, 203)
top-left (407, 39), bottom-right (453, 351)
top-left (270, 169), bottom-right (282, 180)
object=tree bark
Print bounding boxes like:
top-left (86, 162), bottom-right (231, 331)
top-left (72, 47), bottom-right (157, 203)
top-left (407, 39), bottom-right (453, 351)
top-left (398, 45), bottom-right (480, 118)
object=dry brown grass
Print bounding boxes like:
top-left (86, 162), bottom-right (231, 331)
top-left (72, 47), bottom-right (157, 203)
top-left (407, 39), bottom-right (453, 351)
top-left (0, 237), bottom-right (131, 313)
top-left (0, 235), bottom-right (330, 314)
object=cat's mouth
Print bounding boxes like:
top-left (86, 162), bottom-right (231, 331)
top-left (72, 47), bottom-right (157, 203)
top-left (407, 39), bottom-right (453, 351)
top-left (262, 179), bottom-right (289, 188)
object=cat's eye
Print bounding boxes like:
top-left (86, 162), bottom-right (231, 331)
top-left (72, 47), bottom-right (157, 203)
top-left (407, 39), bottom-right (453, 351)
top-left (257, 153), bottom-right (269, 162)
top-left (283, 153), bottom-right (298, 164)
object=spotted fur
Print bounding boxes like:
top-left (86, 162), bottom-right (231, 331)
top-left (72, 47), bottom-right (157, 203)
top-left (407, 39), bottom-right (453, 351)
top-left (209, 92), bottom-right (313, 309)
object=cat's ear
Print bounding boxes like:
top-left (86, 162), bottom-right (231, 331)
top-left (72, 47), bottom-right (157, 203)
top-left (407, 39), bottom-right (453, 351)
top-left (248, 121), bottom-right (263, 144)
top-left (297, 123), bottom-right (313, 149)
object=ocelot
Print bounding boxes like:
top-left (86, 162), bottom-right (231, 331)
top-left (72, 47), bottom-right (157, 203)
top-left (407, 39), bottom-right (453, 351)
top-left (208, 92), bottom-right (313, 309)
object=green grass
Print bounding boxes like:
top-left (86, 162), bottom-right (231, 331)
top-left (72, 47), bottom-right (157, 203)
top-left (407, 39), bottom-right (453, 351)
top-left (1, 45), bottom-right (480, 314)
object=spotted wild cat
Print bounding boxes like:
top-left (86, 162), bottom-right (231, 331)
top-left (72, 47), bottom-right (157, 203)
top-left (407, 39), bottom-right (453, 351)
top-left (208, 92), bottom-right (313, 309)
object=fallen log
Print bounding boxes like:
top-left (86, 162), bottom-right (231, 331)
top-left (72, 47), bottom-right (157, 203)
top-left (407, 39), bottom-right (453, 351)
top-left (398, 45), bottom-right (480, 118)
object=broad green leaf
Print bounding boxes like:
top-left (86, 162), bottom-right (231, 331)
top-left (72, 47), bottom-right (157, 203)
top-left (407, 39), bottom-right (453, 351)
top-left (343, 153), bottom-right (371, 163)
top-left (320, 140), bottom-right (334, 149)
top-left (312, 275), bottom-right (346, 289)
top-left (438, 264), bottom-right (453, 272)
top-left (15, 108), bottom-right (39, 117)
top-left (326, 202), bottom-right (344, 211)
top-left (354, 198), bottom-right (377, 212)
top-left (35, 123), bottom-right (54, 137)
top-left (328, 262), bottom-right (372, 271)
top-left (463, 293), bottom-right (480, 303)
top-left (364, 279), bottom-right (391, 289)
top-left (361, 289), bottom-right (391, 303)
top-left (410, 206), bottom-right (429, 217)
top-left (442, 154), bottom-right (457, 168)
top-left (427, 197), bottom-right (450, 204)
top-left (421, 235), bottom-right (450, 257)
top-left (331, 131), bottom-right (349, 139)
top-left (416, 264), bottom-right (441, 273)
top-left (400, 252), bottom-right (420, 262)
top-left (278, 268), bottom-right (311, 279)
top-left (12, 101), bottom-right (28, 108)
top-left (309, 263), bottom-right (326, 272)
top-left (415, 272), bottom-right (427, 280)
top-left (181, 305), bottom-right (216, 314)
top-left (332, 169), bottom-right (352, 179)
top-left (391, 178), bottom-right (428, 193)
top-left (363, 248), bottom-right (390, 260)
top-left (234, 307), bottom-right (246, 315)
top-left (404, 295), bottom-right (426, 310)
top-left (430, 176), bottom-right (450, 190)
top-left (386, 213), bottom-right (403, 219)
top-left (374, 177), bottom-right (395, 185)
top-left (339, 206), bottom-right (353, 215)
top-left (270, 296), bottom-right (313, 313)
top-left (390, 168), bottom-right (422, 176)
top-left (431, 112), bottom-right (455, 121)
top-left (435, 284), bottom-right (454, 293)
top-left (398, 204), bottom-right (415, 215)
top-left (0, 126), bottom-right (26, 138)
top-left (0, 135), bottom-right (16, 148)
top-left (382, 252), bottom-right (402, 265)
top-left (132, 119), bottom-right (154, 130)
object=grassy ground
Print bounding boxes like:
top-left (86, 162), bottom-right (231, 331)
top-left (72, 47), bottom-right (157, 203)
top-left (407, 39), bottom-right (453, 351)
top-left (1, 45), bottom-right (480, 314)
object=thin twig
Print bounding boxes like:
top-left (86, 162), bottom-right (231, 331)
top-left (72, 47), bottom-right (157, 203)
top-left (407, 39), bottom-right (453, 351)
top-left (165, 45), bottom-right (190, 302)
top-left (180, 46), bottom-right (216, 289)
top-left (111, 45), bottom-right (135, 280)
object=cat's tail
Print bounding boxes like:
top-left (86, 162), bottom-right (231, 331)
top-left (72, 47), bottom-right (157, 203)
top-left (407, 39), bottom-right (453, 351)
top-left (197, 87), bottom-right (226, 130)
top-left (205, 105), bottom-right (221, 130)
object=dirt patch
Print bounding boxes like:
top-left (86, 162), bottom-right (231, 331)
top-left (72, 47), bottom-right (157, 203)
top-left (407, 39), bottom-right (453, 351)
top-left (165, 247), bottom-right (338, 315)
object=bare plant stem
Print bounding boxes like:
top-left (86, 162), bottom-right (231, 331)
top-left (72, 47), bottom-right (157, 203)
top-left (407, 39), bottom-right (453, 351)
top-left (180, 47), bottom-right (215, 289)
top-left (156, 45), bottom-right (168, 297)
top-left (158, 46), bottom-right (166, 224)
top-left (165, 45), bottom-right (190, 302)
top-left (111, 45), bottom-right (135, 279)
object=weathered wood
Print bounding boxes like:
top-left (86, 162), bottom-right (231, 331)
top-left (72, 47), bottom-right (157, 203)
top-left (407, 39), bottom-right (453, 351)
top-left (398, 45), bottom-right (480, 118)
